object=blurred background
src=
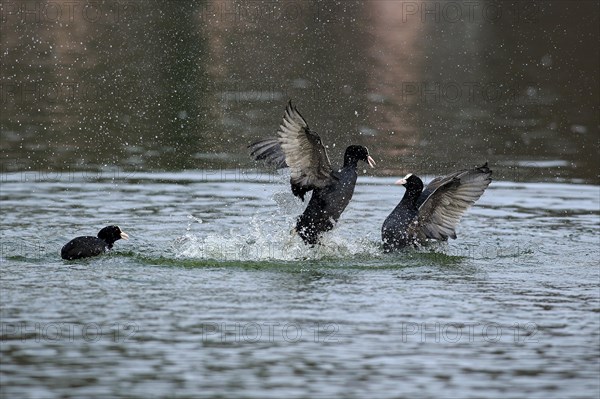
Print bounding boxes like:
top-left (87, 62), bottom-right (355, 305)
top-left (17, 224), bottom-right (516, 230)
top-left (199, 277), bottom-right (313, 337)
top-left (2, 3), bottom-right (599, 399)
top-left (1, 0), bottom-right (598, 183)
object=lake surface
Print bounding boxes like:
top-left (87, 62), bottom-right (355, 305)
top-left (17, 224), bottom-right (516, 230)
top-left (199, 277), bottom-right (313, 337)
top-left (1, 171), bottom-right (599, 398)
top-left (1, 1), bottom-right (599, 398)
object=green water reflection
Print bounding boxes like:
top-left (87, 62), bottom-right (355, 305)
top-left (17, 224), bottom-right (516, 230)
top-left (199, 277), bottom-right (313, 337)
top-left (1, 1), bottom-right (598, 183)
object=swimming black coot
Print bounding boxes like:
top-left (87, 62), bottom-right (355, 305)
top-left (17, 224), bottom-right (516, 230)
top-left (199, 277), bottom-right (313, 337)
top-left (382, 163), bottom-right (492, 251)
top-left (249, 101), bottom-right (376, 244)
top-left (61, 225), bottom-right (129, 260)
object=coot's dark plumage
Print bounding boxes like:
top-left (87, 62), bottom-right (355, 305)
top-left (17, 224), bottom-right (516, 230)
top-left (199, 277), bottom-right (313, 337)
top-left (382, 163), bottom-right (492, 251)
top-left (249, 101), bottom-right (376, 244)
top-left (61, 225), bottom-right (129, 260)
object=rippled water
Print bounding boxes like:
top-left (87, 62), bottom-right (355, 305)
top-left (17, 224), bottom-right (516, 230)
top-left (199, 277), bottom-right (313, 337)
top-left (1, 0), bottom-right (599, 397)
top-left (1, 171), bottom-right (598, 398)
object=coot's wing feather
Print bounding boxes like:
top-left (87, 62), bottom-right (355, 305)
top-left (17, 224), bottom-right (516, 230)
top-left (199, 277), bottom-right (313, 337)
top-left (248, 138), bottom-right (288, 169)
top-left (248, 101), bottom-right (333, 200)
top-left (416, 175), bottom-right (454, 209)
top-left (277, 101), bottom-right (333, 190)
top-left (417, 163), bottom-right (492, 240)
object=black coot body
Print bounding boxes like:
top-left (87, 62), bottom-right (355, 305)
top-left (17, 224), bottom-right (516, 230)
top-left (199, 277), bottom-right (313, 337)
top-left (382, 163), bottom-right (492, 252)
top-left (249, 101), bottom-right (376, 245)
top-left (382, 174), bottom-right (424, 250)
top-left (61, 225), bottom-right (129, 260)
top-left (296, 146), bottom-right (368, 244)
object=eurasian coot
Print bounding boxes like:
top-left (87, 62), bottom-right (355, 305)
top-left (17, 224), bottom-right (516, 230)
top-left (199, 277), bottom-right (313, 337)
top-left (249, 101), bottom-right (376, 244)
top-left (61, 225), bottom-right (129, 260)
top-left (382, 163), bottom-right (492, 251)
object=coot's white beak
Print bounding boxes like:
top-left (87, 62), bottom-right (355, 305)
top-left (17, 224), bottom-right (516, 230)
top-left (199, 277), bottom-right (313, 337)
top-left (120, 231), bottom-right (129, 240)
top-left (395, 173), bottom-right (412, 186)
top-left (367, 156), bottom-right (376, 168)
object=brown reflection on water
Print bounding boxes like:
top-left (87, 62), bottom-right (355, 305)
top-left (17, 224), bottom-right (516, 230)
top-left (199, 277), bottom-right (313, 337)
top-left (0, 1), bottom-right (598, 183)
top-left (363, 1), bottom-right (426, 174)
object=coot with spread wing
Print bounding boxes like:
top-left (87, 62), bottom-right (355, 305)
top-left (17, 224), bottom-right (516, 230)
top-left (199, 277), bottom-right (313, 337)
top-left (382, 163), bottom-right (492, 251)
top-left (249, 101), bottom-right (376, 244)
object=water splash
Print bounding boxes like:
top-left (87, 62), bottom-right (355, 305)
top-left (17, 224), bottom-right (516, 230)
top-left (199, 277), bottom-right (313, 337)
top-left (174, 183), bottom-right (382, 261)
top-left (186, 214), bottom-right (203, 231)
top-left (173, 212), bottom-right (384, 262)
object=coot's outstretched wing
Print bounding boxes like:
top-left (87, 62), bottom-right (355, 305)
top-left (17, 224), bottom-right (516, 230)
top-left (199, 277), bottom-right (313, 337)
top-left (248, 138), bottom-right (288, 169)
top-left (249, 101), bottom-right (333, 200)
top-left (416, 163), bottom-right (492, 240)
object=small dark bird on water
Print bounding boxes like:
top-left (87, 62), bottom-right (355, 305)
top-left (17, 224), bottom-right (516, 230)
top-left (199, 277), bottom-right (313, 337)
top-left (61, 225), bottom-right (129, 260)
top-left (382, 163), bottom-right (492, 252)
top-left (249, 100), bottom-right (376, 245)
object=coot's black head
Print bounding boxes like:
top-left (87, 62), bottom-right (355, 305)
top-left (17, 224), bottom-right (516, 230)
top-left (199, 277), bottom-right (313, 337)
top-left (344, 145), bottom-right (376, 168)
top-left (97, 225), bottom-right (129, 245)
top-left (395, 173), bottom-right (424, 194)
